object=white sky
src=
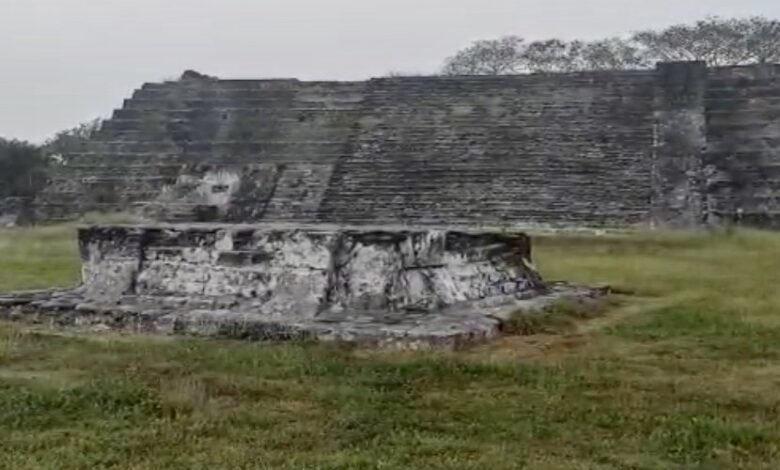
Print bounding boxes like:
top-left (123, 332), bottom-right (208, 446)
top-left (2, 0), bottom-right (779, 142)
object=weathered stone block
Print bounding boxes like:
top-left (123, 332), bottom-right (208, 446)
top-left (0, 223), bottom-right (599, 348)
top-left (79, 224), bottom-right (541, 313)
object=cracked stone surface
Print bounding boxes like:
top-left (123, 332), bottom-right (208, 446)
top-left (0, 223), bottom-right (605, 349)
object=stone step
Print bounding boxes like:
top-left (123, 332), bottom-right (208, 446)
top-left (123, 97), bottom-right (364, 111)
top-left (111, 107), bottom-right (363, 120)
top-left (313, 212), bottom-right (647, 225)
top-left (354, 129), bottom-right (654, 138)
top-left (60, 156), bottom-right (348, 168)
top-left (102, 112), bottom-right (651, 130)
top-left (707, 86), bottom-right (780, 99)
top-left (79, 140), bottom-right (351, 152)
top-left (362, 93), bottom-right (648, 104)
top-left (707, 134), bottom-right (780, 147)
top-left (707, 120), bottom-right (780, 132)
top-left (318, 207), bottom-right (649, 216)
top-left (69, 141), bottom-right (352, 157)
top-left (357, 122), bottom-right (655, 131)
top-left (709, 82), bottom-right (780, 92)
top-left (705, 97), bottom-right (780, 109)
top-left (57, 163), bottom-right (185, 171)
top-left (364, 78), bottom-right (657, 91)
top-left (332, 172), bottom-right (651, 182)
top-left (142, 79), bottom-right (301, 91)
top-left (705, 150), bottom-right (780, 162)
top-left (707, 117), bottom-right (780, 129)
top-left (335, 163), bottom-right (652, 173)
top-left (131, 87), bottom-right (366, 102)
top-left (99, 119), bottom-right (359, 135)
top-left (359, 103), bottom-right (653, 114)
top-left (318, 197), bottom-right (649, 208)
top-left (48, 175), bottom-right (172, 183)
top-left (96, 125), bottom-right (357, 141)
top-left (140, 79), bottom-right (365, 91)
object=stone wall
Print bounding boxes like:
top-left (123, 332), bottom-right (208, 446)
top-left (320, 72), bottom-right (656, 226)
top-left (651, 62), bottom-right (708, 227)
top-left (704, 64), bottom-right (780, 227)
top-left (77, 224), bottom-right (541, 313)
top-left (38, 77), bottom-right (365, 222)
top-left (33, 62), bottom-right (780, 228)
top-left (1, 223), bottom-right (583, 348)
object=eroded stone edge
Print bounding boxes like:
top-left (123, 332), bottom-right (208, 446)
top-left (0, 283), bottom-right (607, 350)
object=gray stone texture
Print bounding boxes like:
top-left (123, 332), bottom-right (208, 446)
top-left (0, 223), bottom-right (601, 348)
top-left (33, 61), bottom-right (780, 228)
top-left (704, 64), bottom-right (780, 227)
top-left (651, 62), bottom-right (708, 227)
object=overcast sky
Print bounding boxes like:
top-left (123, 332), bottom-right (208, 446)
top-left (2, 0), bottom-right (779, 142)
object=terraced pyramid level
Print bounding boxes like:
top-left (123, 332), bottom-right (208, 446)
top-left (0, 62), bottom-right (772, 228)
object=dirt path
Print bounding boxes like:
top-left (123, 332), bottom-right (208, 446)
top-left (466, 295), bottom-right (683, 361)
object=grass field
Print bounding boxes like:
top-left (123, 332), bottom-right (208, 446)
top-left (1, 225), bottom-right (779, 469)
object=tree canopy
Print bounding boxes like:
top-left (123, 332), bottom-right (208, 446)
top-left (0, 139), bottom-right (47, 199)
top-left (441, 36), bottom-right (525, 75)
top-left (44, 118), bottom-right (103, 164)
top-left (442, 16), bottom-right (780, 75)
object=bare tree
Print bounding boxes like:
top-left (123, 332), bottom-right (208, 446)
top-left (634, 17), bottom-right (753, 66)
top-left (442, 36), bottom-right (649, 75)
top-left (442, 36), bottom-right (525, 75)
top-left (441, 16), bottom-right (780, 75)
top-left (740, 16), bottom-right (780, 64)
top-left (521, 39), bottom-right (586, 73)
top-left (383, 71), bottom-right (429, 78)
top-left (517, 38), bottom-right (649, 73)
top-left (579, 38), bottom-right (649, 71)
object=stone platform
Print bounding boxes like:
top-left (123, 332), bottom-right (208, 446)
top-left (0, 224), bottom-right (602, 349)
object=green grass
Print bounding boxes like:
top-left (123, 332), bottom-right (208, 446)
top-left (0, 225), bottom-right (80, 292)
top-left (2, 227), bottom-right (780, 468)
top-left (505, 296), bottom-right (622, 335)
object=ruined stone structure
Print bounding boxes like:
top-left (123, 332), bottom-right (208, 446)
top-left (33, 61), bottom-right (780, 228)
top-left (4, 61), bottom-right (778, 347)
top-left (0, 223), bottom-right (598, 348)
